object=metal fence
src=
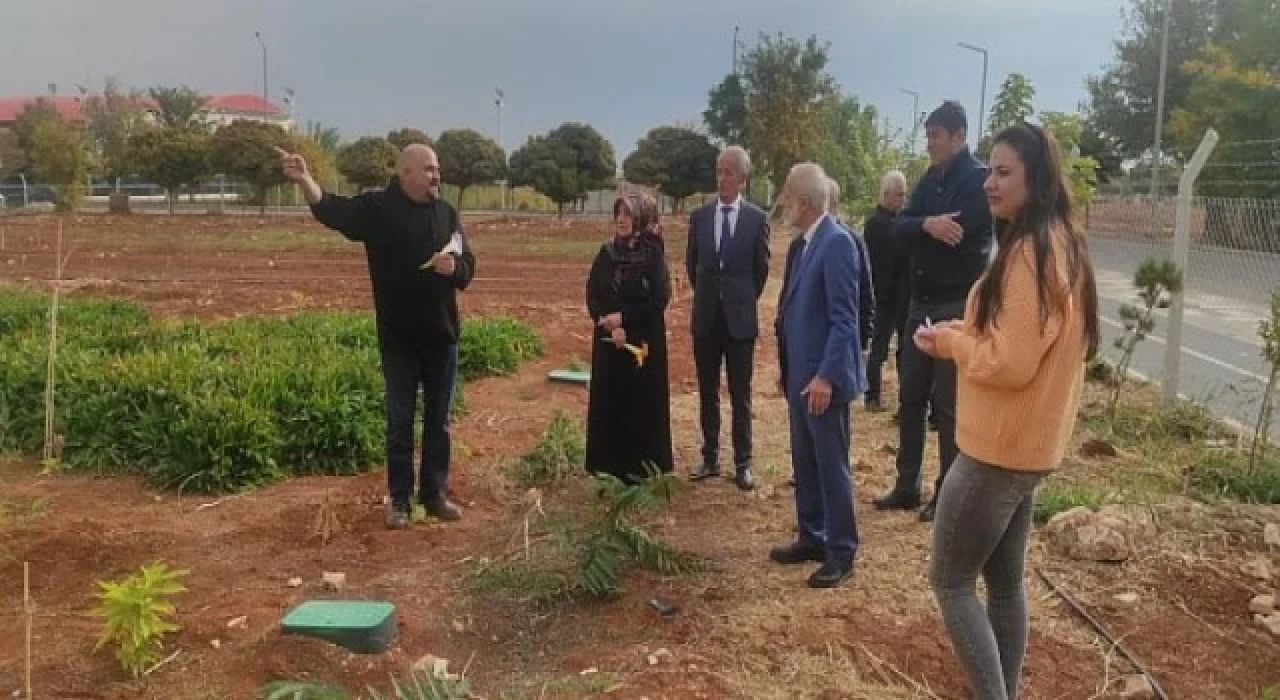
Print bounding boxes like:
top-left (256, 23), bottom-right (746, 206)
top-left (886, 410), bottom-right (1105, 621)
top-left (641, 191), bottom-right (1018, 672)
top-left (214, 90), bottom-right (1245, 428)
top-left (1, 180), bottom-right (728, 218)
top-left (1085, 194), bottom-right (1280, 308)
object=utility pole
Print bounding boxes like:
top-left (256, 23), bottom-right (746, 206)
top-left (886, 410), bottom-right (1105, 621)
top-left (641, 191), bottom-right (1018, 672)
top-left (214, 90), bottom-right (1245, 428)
top-left (255, 31), bottom-right (269, 122)
top-left (899, 88), bottom-right (920, 156)
top-left (1150, 0), bottom-right (1172, 234)
top-left (495, 88), bottom-right (506, 212)
top-left (732, 25), bottom-right (740, 75)
top-left (957, 42), bottom-right (989, 144)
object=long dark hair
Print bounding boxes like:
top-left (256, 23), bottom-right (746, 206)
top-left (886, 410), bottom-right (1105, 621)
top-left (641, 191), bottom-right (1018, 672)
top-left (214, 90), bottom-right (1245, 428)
top-left (973, 123), bottom-right (1100, 360)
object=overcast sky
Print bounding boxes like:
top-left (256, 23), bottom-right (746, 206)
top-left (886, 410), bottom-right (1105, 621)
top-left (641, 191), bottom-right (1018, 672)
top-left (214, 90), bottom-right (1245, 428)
top-left (4, 0), bottom-right (1125, 157)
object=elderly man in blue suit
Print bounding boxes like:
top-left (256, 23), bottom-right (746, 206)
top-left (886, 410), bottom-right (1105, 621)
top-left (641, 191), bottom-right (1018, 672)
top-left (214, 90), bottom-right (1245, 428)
top-left (771, 162), bottom-right (865, 588)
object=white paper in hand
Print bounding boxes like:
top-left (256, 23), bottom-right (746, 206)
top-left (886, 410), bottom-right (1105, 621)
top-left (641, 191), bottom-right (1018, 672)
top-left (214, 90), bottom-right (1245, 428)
top-left (421, 231), bottom-right (464, 269)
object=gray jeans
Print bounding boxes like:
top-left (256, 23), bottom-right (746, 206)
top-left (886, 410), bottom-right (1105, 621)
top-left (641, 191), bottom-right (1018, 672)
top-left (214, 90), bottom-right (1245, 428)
top-left (929, 453), bottom-right (1045, 700)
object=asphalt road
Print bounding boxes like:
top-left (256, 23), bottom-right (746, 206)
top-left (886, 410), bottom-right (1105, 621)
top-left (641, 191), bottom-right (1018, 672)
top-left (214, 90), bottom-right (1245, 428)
top-left (1090, 237), bottom-right (1277, 440)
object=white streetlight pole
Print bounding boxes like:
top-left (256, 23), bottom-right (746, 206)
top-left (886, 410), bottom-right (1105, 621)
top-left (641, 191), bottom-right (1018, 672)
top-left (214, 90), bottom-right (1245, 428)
top-left (957, 42), bottom-right (989, 144)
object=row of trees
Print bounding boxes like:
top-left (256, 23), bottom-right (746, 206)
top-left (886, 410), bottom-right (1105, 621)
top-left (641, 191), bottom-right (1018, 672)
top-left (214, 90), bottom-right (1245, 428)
top-left (8, 3), bottom-right (1271, 216)
top-left (1083, 0), bottom-right (1280, 198)
top-left (703, 34), bottom-right (917, 215)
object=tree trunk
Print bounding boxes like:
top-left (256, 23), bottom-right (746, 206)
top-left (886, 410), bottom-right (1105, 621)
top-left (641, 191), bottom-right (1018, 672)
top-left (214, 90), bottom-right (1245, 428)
top-left (458, 186), bottom-right (468, 212)
top-left (168, 191), bottom-right (176, 216)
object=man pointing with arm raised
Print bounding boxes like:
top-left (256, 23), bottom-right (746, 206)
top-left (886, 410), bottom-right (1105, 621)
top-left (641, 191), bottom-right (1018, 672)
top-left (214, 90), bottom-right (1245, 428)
top-left (277, 143), bottom-right (475, 530)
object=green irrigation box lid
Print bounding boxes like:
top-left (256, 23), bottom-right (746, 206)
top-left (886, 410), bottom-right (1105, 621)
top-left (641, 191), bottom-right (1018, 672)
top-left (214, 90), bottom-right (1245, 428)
top-left (281, 600), bottom-right (397, 654)
top-left (548, 368), bottom-right (590, 385)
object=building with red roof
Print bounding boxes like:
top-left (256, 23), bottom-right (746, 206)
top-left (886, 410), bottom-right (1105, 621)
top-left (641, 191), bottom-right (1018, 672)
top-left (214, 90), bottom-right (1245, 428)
top-left (0, 93), bottom-right (292, 131)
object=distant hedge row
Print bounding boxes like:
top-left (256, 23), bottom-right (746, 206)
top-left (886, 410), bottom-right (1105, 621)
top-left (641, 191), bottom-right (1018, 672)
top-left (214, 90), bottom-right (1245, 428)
top-left (0, 289), bottom-right (542, 493)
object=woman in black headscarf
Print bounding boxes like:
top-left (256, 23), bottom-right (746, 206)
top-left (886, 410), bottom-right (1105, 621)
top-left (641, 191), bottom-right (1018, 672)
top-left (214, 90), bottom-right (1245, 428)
top-left (584, 192), bottom-right (674, 483)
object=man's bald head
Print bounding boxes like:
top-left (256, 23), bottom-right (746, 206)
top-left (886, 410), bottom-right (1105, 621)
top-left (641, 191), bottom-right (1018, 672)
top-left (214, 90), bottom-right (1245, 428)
top-left (398, 144), bottom-right (441, 202)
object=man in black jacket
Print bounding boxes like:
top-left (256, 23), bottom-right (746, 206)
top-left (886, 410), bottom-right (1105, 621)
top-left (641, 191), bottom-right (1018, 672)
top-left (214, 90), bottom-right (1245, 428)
top-left (686, 146), bottom-right (771, 491)
top-left (862, 170), bottom-right (910, 412)
top-left (277, 144), bottom-right (476, 530)
top-left (872, 101), bottom-right (993, 522)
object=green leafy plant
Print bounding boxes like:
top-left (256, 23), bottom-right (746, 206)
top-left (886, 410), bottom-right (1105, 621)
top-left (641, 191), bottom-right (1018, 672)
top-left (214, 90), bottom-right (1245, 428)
top-left (92, 561), bottom-right (188, 678)
top-left (1251, 287), bottom-right (1280, 473)
top-left (0, 289), bottom-right (541, 493)
top-left (576, 468), bottom-right (699, 597)
top-left (1190, 451), bottom-right (1280, 505)
top-left (1109, 258), bottom-right (1183, 419)
top-left (474, 467), bottom-right (699, 601)
top-left (516, 411), bottom-right (585, 486)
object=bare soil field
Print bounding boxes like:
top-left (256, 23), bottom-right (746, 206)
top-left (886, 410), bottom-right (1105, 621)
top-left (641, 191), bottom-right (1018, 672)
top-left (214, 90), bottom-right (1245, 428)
top-left (0, 214), bottom-right (1276, 699)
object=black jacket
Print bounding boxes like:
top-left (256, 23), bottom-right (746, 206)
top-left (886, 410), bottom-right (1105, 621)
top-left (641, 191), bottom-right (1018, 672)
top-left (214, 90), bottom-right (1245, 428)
top-left (685, 199), bottom-right (770, 340)
top-left (310, 177), bottom-right (476, 344)
top-left (895, 146), bottom-right (993, 305)
top-left (863, 205), bottom-right (909, 310)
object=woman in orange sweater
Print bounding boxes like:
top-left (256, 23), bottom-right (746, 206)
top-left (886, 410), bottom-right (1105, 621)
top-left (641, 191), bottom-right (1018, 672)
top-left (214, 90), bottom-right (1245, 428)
top-left (913, 123), bottom-right (1100, 700)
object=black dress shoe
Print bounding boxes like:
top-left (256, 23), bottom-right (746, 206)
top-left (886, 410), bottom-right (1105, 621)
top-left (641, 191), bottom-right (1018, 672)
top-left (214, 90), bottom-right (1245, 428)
top-left (735, 467), bottom-right (755, 491)
top-left (690, 463), bottom-right (720, 481)
top-left (423, 498), bottom-right (462, 522)
top-left (769, 541), bottom-right (826, 565)
top-left (919, 500), bottom-right (937, 523)
top-left (808, 560), bottom-right (854, 588)
top-left (873, 491), bottom-right (922, 511)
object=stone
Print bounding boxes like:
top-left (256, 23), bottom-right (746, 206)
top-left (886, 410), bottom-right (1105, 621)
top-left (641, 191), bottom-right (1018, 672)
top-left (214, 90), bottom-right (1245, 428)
top-left (226, 616), bottom-right (248, 630)
top-left (1118, 674), bottom-right (1155, 699)
top-left (1265, 523), bottom-right (1280, 548)
top-left (286, 577), bottom-right (303, 588)
top-left (321, 571), bottom-right (347, 591)
top-left (1248, 593), bottom-right (1276, 616)
top-left (210, 638), bottom-right (222, 649)
top-left (1242, 557), bottom-right (1273, 582)
top-left (1044, 507), bottom-right (1133, 562)
top-left (412, 654), bottom-right (454, 680)
top-left (1113, 592), bottom-right (1140, 605)
top-left (1257, 613), bottom-right (1280, 637)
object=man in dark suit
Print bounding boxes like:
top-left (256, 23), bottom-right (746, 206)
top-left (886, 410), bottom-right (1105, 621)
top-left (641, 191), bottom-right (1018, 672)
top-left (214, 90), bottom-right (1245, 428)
top-left (686, 146), bottom-right (770, 491)
top-left (873, 101), bottom-right (993, 523)
top-left (771, 162), bottom-right (864, 588)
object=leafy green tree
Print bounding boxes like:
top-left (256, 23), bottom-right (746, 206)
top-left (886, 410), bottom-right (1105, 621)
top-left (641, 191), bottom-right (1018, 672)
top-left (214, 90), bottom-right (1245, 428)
top-left (1168, 45), bottom-right (1280, 198)
top-left (305, 121), bottom-right (342, 155)
top-left (336, 137), bottom-right (398, 190)
top-left (81, 77), bottom-right (152, 183)
top-left (814, 97), bottom-right (900, 217)
top-left (988, 73), bottom-right (1037, 136)
top-left (128, 127), bottom-right (211, 213)
top-left (740, 33), bottom-right (838, 189)
top-left (148, 86), bottom-right (210, 129)
top-left (292, 133), bottom-right (342, 193)
top-left (508, 123), bottom-right (616, 215)
top-left (703, 74), bottom-right (748, 147)
top-left (209, 119), bottom-right (291, 213)
top-left (11, 99), bottom-right (60, 174)
top-left (1084, 0), bottom-right (1223, 162)
top-left (622, 126), bottom-right (717, 211)
top-left (0, 130), bottom-right (25, 176)
top-left (27, 117), bottom-right (94, 209)
top-left (1041, 111), bottom-right (1101, 210)
top-left (434, 128), bottom-right (506, 208)
top-left (386, 127), bottom-right (432, 151)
